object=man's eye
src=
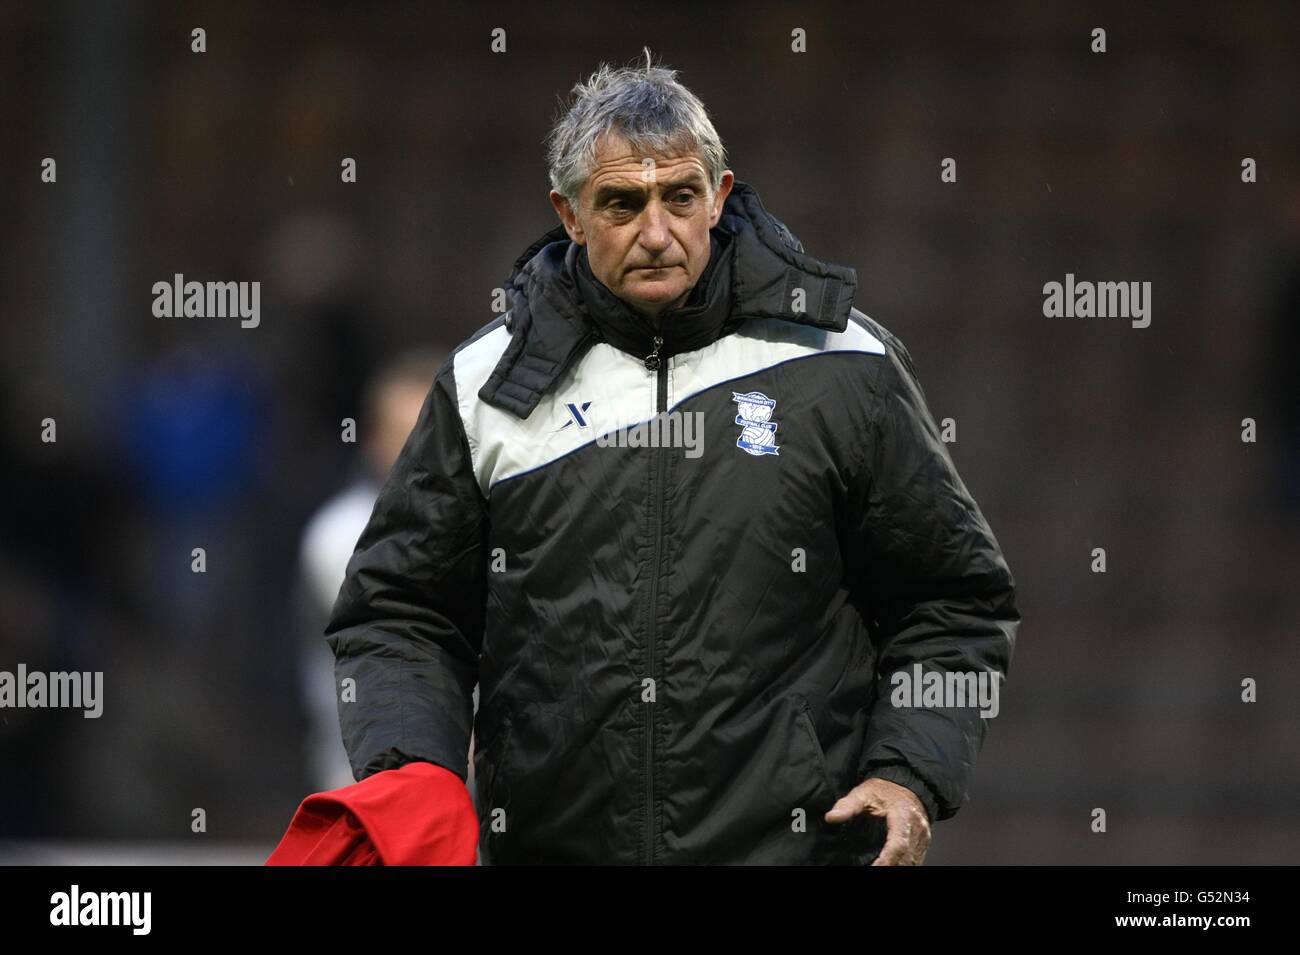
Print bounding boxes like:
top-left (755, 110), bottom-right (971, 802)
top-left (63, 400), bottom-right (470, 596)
top-left (672, 192), bottom-right (694, 204)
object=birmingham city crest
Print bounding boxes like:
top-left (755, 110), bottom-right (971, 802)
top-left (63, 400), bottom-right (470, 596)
top-left (731, 391), bottom-right (780, 456)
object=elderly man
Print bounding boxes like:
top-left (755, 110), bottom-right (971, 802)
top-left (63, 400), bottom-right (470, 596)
top-left (325, 52), bottom-right (1020, 865)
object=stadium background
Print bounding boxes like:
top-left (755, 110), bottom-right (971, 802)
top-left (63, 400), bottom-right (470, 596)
top-left (1, 0), bottom-right (1297, 863)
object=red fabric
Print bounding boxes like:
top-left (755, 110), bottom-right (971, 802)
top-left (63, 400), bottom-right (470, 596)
top-left (265, 762), bottom-right (479, 866)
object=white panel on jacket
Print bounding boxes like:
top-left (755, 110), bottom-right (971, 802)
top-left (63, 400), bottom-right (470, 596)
top-left (452, 312), bottom-right (886, 495)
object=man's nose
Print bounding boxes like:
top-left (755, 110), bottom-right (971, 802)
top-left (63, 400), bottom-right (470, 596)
top-left (637, 202), bottom-right (673, 253)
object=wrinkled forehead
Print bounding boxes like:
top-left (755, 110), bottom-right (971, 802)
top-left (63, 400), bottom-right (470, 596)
top-left (581, 131), bottom-right (711, 195)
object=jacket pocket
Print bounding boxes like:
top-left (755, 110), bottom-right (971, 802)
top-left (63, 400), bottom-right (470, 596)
top-left (480, 714), bottom-right (514, 822)
top-left (791, 693), bottom-right (840, 812)
top-left (473, 712), bottom-right (515, 866)
top-left (791, 693), bottom-right (879, 861)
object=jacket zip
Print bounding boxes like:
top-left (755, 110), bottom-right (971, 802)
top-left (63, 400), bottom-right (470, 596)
top-left (643, 334), bottom-right (666, 865)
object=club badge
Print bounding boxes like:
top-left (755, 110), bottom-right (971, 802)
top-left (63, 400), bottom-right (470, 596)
top-left (732, 391), bottom-right (780, 456)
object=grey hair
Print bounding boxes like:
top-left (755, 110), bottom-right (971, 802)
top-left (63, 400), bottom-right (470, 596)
top-left (545, 47), bottom-right (728, 209)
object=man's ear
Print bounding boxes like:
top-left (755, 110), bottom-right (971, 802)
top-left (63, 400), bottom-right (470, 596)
top-left (709, 171), bottom-right (735, 227)
top-left (549, 190), bottom-right (586, 245)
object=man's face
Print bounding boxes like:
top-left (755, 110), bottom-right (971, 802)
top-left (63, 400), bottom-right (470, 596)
top-left (550, 133), bottom-right (734, 320)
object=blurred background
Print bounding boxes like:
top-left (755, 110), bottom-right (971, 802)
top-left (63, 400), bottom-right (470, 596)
top-left (0, 0), bottom-right (1297, 864)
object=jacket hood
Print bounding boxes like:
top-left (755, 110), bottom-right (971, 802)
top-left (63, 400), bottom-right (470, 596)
top-left (477, 179), bottom-right (858, 419)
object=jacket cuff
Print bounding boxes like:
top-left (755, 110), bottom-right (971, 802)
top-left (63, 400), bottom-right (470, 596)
top-left (862, 762), bottom-right (941, 823)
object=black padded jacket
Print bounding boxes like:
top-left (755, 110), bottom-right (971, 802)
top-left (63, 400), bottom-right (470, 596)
top-left (325, 180), bottom-right (1020, 865)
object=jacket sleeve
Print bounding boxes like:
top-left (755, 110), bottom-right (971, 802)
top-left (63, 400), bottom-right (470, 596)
top-left (324, 359), bottom-right (488, 784)
top-left (845, 330), bottom-right (1020, 822)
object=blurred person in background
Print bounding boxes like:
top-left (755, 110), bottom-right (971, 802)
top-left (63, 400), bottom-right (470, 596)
top-left (294, 346), bottom-right (459, 795)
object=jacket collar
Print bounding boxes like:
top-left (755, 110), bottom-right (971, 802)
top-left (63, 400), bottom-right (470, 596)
top-left (477, 179), bottom-right (857, 419)
top-left (574, 229), bottom-right (739, 363)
